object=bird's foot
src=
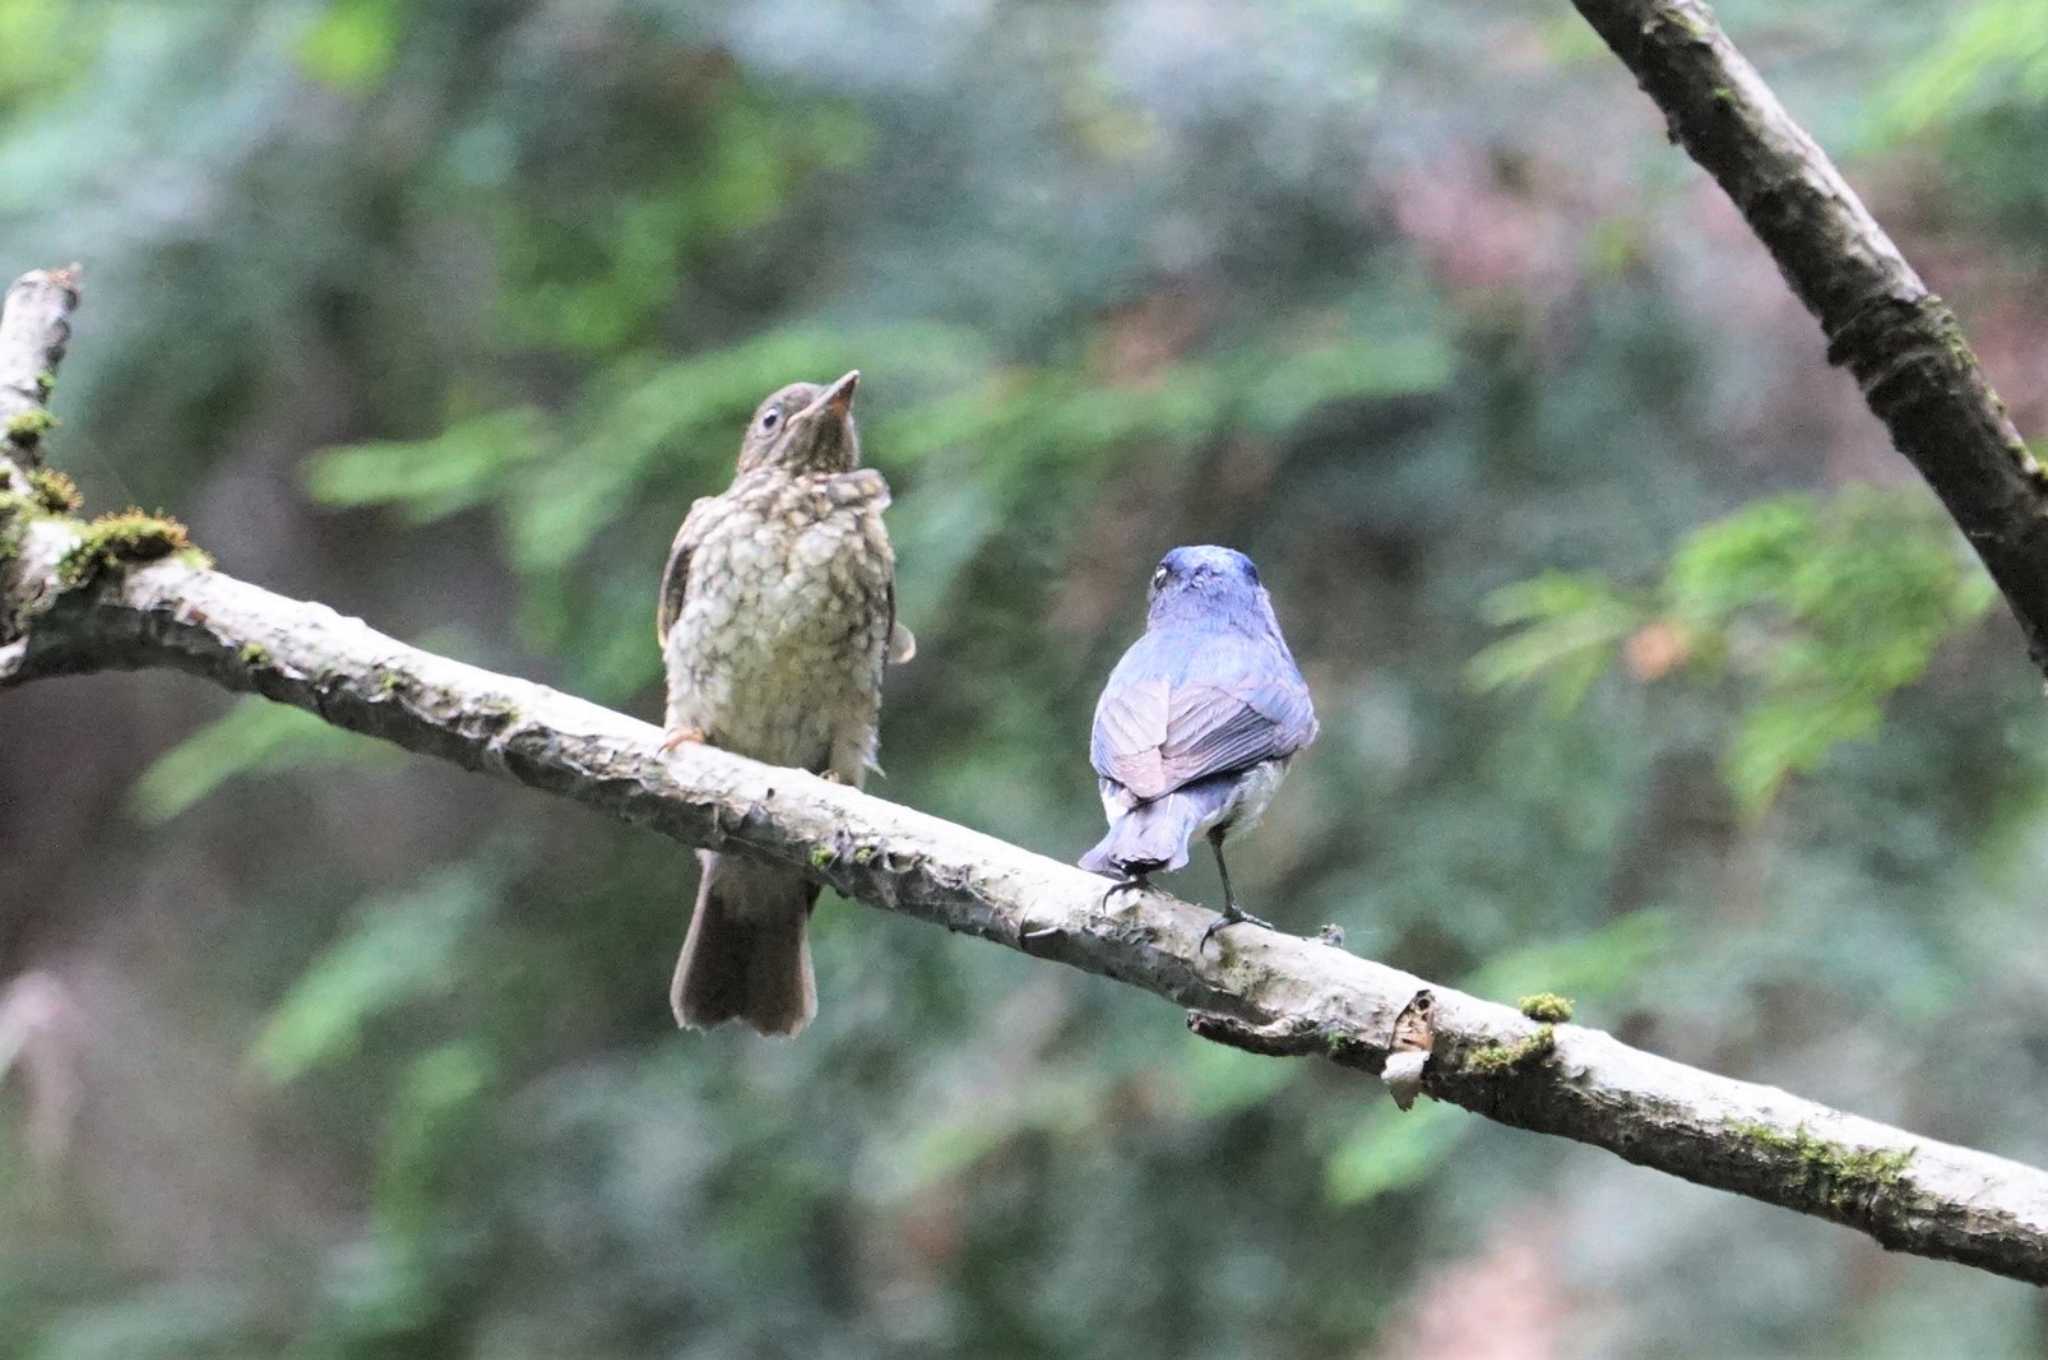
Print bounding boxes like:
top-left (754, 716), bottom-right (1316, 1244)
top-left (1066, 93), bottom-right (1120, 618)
top-left (660, 726), bottom-right (706, 753)
top-left (1101, 874), bottom-right (1150, 911)
top-left (819, 769), bottom-right (844, 784)
top-left (1200, 904), bottom-right (1278, 953)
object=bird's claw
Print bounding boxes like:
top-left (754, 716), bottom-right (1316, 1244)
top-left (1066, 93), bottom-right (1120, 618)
top-left (1101, 875), bottom-right (1149, 911)
top-left (660, 726), bottom-right (706, 753)
top-left (1200, 905), bottom-right (1277, 953)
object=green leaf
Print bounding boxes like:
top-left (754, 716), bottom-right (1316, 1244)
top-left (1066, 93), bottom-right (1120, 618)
top-left (1664, 495), bottom-right (1813, 626)
top-left (1468, 571), bottom-right (1640, 715)
top-left (1478, 569), bottom-right (1632, 628)
top-left (1458, 911), bottom-right (1675, 1006)
top-left (375, 1041), bottom-right (495, 1234)
top-left (128, 697), bottom-right (394, 824)
top-left (1875, 0), bottom-right (2048, 139)
top-left (28, 1282), bottom-right (258, 1360)
top-left (297, 0), bottom-right (403, 91)
top-left (1323, 1100), bottom-right (1464, 1206)
top-left (247, 864), bottom-right (498, 1084)
top-left (503, 322), bottom-right (991, 575)
top-left (1175, 1039), bottom-right (1299, 1119)
top-left (1570, 488), bottom-right (1998, 815)
top-left (1239, 334), bottom-right (1454, 432)
top-left (504, 331), bottom-right (855, 574)
top-left (1725, 692), bottom-right (1884, 818)
top-left (303, 406), bottom-right (546, 523)
top-left (0, 0), bottom-right (101, 104)
top-left (886, 1071), bottom-right (1104, 1198)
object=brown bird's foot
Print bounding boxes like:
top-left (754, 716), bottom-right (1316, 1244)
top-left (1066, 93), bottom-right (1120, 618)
top-left (1200, 903), bottom-right (1278, 953)
top-left (660, 726), bottom-right (706, 752)
top-left (819, 769), bottom-right (844, 784)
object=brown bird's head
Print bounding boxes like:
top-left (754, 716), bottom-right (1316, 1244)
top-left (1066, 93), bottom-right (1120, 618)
top-left (736, 370), bottom-right (862, 476)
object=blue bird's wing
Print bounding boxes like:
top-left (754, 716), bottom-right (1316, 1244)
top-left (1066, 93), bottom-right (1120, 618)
top-left (1091, 628), bottom-right (1316, 802)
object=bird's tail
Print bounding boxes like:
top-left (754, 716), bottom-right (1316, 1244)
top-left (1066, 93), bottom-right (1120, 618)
top-left (1080, 780), bottom-right (1236, 878)
top-left (671, 850), bottom-right (819, 1037)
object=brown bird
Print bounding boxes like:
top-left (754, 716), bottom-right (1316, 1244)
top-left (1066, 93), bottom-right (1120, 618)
top-left (657, 370), bottom-right (913, 1036)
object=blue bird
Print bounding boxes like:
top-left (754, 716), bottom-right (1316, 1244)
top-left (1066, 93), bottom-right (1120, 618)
top-left (1080, 546), bottom-right (1318, 947)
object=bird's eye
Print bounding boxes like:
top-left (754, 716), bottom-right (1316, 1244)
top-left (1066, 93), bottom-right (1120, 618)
top-left (1151, 567), bottom-right (1169, 590)
top-left (760, 409), bottom-right (781, 432)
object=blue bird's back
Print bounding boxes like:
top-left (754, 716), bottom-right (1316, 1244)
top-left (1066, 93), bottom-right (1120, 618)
top-left (1081, 547), bottom-right (1316, 887)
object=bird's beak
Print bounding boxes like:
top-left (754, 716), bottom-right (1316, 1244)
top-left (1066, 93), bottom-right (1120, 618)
top-left (817, 369), bottom-right (859, 419)
top-left (792, 371), bottom-right (858, 429)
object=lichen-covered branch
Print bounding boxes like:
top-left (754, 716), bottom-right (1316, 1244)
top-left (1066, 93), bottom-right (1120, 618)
top-left (0, 266), bottom-right (78, 480)
top-left (0, 498), bottom-right (2044, 1287)
top-left (0, 266), bottom-right (85, 678)
top-left (1569, 0), bottom-right (2048, 671)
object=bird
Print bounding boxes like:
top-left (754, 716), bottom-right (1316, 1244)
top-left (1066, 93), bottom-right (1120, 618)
top-left (656, 370), bottom-right (914, 1036)
top-left (1079, 545), bottom-right (1317, 948)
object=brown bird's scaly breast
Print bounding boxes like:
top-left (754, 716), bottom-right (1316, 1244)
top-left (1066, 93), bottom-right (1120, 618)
top-left (664, 467), bottom-right (896, 780)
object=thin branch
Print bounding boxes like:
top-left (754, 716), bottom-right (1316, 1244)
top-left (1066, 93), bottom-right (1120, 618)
top-left (0, 265), bottom-right (78, 480)
top-left (2, 276), bottom-right (2046, 1284)
top-left (1569, 0), bottom-right (2048, 672)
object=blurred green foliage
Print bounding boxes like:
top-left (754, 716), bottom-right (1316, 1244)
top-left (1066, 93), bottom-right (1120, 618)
top-left (3, 0), bottom-right (2048, 1356)
top-left (129, 696), bottom-right (398, 824)
top-left (1476, 491), bottom-right (1996, 813)
top-left (249, 861), bottom-right (502, 1083)
top-left (1881, 0), bottom-right (2048, 137)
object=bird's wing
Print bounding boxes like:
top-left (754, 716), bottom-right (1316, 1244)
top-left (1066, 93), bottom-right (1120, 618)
top-left (655, 496), bottom-right (721, 647)
top-left (887, 583), bottom-right (916, 664)
top-left (1090, 629), bottom-right (1316, 802)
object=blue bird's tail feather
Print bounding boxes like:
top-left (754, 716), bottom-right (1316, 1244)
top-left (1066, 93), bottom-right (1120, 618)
top-left (1080, 778), bottom-right (1240, 878)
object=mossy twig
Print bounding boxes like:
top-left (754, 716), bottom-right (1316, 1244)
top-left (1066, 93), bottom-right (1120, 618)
top-left (55, 509), bottom-right (197, 589)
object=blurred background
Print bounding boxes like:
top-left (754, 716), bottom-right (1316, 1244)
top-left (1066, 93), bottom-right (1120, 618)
top-left (2, 0), bottom-right (2047, 1354)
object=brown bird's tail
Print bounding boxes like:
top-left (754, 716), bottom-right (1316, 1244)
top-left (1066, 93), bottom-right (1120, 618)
top-left (671, 850), bottom-right (819, 1037)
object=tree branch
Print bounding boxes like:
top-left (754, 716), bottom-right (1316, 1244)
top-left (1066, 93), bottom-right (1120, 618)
top-left (3, 273), bottom-right (2048, 1286)
top-left (1569, 0), bottom-right (2048, 672)
top-left (0, 265), bottom-right (78, 480)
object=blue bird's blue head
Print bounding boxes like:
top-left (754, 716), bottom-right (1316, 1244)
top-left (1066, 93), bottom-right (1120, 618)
top-left (1145, 545), bottom-right (1276, 633)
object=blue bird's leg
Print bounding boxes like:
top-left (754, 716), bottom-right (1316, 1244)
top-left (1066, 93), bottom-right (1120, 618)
top-left (1199, 830), bottom-right (1275, 951)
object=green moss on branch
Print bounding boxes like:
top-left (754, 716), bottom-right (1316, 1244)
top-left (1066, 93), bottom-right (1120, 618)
top-left (1466, 1024), bottom-right (1556, 1075)
top-left (5, 409), bottom-right (56, 448)
top-left (1728, 1120), bottom-right (1917, 1213)
top-left (55, 509), bottom-right (196, 588)
top-left (1517, 992), bottom-right (1575, 1022)
top-left (0, 489), bottom-right (31, 563)
top-left (25, 467), bottom-right (79, 513)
